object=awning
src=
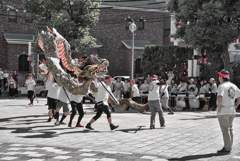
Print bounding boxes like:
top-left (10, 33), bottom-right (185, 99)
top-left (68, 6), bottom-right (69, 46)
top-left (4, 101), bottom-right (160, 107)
top-left (94, 38), bottom-right (103, 48)
top-left (4, 32), bottom-right (34, 44)
top-left (122, 39), bottom-right (154, 49)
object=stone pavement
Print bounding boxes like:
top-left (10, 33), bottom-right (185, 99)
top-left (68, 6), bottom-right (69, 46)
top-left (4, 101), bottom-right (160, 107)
top-left (1, 97), bottom-right (240, 161)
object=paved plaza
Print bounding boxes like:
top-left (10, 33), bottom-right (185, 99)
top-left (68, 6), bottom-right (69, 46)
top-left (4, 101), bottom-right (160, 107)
top-left (1, 97), bottom-right (240, 161)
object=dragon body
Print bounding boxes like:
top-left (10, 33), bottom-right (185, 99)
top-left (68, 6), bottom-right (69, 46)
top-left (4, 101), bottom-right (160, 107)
top-left (38, 28), bottom-right (149, 113)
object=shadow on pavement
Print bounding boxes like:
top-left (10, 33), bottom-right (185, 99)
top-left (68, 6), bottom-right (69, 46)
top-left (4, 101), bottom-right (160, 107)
top-left (168, 153), bottom-right (228, 161)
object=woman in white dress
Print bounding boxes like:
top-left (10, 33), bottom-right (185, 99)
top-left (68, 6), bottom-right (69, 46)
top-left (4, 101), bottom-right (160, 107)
top-left (114, 77), bottom-right (123, 99)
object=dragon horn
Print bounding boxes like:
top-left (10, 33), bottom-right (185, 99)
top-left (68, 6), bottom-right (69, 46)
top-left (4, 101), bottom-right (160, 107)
top-left (46, 26), bottom-right (57, 37)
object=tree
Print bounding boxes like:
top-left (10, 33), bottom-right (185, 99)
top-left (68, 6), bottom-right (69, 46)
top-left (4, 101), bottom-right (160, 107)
top-left (141, 45), bottom-right (192, 80)
top-left (167, 0), bottom-right (240, 80)
top-left (24, 0), bottom-right (101, 54)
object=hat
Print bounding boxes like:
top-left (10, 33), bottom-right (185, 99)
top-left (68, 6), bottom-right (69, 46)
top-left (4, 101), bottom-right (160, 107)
top-left (28, 74), bottom-right (32, 77)
top-left (217, 69), bottom-right (230, 79)
top-left (105, 76), bottom-right (114, 81)
top-left (150, 75), bottom-right (158, 80)
top-left (209, 78), bottom-right (215, 82)
top-left (189, 78), bottom-right (194, 82)
top-left (130, 79), bottom-right (135, 83)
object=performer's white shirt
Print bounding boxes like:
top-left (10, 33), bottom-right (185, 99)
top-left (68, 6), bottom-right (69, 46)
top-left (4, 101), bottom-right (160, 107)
top-left (132, 84), bottom-right (140, 97)
top-left (0, 71), bottom-right (3, 79)
top-left (25, 79), bottom-right (36, 91)
top-left (57, 86), bottom-right (70, 103)
top-left (160, 85), bottom-right (169, 98)
top-left (70, 81), bottom-right (83, 103)
top-left (94, 79), bottom-right (116, 106)
top-left (3, 73), bottom-right (9, 78)
top-left (47, 77), bottom-right (60, 100)
top-left (217, 81), bottom-right (240, 115)
top-left (44, 77), bottom-right (50, 90)
top-left (148, 80), bottom-right (160, 100)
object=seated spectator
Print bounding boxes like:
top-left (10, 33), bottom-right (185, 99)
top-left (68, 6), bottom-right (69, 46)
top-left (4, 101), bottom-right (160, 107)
top-left (170, 79), bottom-right (178, 95)
top-left (177, 80), bottom-right (187, 93)
top-left (188, 87), bottom-right (199, 111)
top-left (130, 79), bottom-right (140, 103)
top-left (139, 79), bottom-right (149, 104)
top-left (188, 78), bottom-right (198, 93)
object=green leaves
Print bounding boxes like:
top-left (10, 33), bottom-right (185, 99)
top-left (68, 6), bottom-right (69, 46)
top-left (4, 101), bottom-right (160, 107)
top-left (24, 0), bottom-right (100, 53)
top-left (141, 46), bottom-right (192, 78)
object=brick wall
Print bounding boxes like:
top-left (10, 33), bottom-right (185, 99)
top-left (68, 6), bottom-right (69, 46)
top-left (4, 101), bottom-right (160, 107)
top-left (0, 0), bottom-right (36, 72)
top-left (89, 9), bottom-right (164, 77)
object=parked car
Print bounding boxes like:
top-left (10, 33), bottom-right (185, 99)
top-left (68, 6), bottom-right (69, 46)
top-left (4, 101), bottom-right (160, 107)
top-left (18, 79), bottom-right (46, 98)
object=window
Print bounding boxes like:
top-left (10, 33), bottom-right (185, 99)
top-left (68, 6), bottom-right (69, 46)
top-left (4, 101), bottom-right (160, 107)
top-left (138, 18), bottom-right (144, 30)
top-left (125, 16), bottom-right (132, 30)
top-left (8, 10), bottom-right (17, 22)
top-left (25, 12), bottom-right (32, 23)
top-left (19, 55), bottom-right (29, 72)
top-left (163, 29), bottom-right (170, 36)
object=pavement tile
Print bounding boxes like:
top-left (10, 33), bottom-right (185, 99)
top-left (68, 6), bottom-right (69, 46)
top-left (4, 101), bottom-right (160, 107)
top-left (0, 157), bottom-right (18, 160)
top-left (53, 155), bottom-right (72, 159)
top-left (140, 155), bottom-right (157, 159)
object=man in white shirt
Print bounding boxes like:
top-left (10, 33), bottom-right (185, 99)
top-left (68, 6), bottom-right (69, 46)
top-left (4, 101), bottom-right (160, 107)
top-left (216, 69), bottom-right (240, 154)
top-left (130, 80), bottom-right (140, 103)
top-left (25, 74), bottom-right (36, 106)
top-left (148, 75), bottom-right (165, 129)
top-left (86, 76), bottom-right (119, 131)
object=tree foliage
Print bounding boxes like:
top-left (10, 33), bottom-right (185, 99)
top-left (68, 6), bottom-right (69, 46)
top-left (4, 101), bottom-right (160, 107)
top-left (24, 0), bottom-right (101, 54)
top-left (167, 0), bottom-right (240, 79)
top-left (141, 45), bottom-right (192, 80)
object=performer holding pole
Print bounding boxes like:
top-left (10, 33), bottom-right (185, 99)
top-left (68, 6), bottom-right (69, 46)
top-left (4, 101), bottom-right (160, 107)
top-left (85, 76), bottom-right (119, 131)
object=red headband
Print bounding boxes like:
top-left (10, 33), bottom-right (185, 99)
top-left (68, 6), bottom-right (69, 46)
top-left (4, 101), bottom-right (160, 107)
top-left (105, 78), bottom-right (114, 81)
top-left (218, 72), bottom-right (229, 79)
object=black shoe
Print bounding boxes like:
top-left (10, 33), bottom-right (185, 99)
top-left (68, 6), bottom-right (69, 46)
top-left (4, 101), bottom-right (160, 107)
top-left (59, 122), bottom-right (66, 125)
top-left (110, 124), bottom-right (119, 130)
top-left (94, 109), bottom-right (98, 112)
top-left (47, 118), bottom-right (51, 122)
top-left (168, 112), bottom-right (174, 115)
top-left (217, 147), bottom-right (231, 154)
top-left (86, 123), bottom-right (94, 130)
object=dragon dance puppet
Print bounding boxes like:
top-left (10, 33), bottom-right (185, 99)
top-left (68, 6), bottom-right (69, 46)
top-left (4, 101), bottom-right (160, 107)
top-left (38, 27), bottom-right (149, 113)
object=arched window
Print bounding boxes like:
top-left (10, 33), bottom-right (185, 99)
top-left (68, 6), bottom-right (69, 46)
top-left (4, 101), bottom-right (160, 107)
top-left (135, 58), bottom-right (143, 75)
top-left (19, 55), bottom-right (29, 72)
top-left (25, 12), bottom-right (32, 23)
top-left (9, 10), bottom-right (17, 22)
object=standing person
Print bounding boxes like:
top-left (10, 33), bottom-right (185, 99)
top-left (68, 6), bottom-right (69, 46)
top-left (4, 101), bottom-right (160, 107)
top-left (208, 78), bottom-right (218, 111)
top-left (167, 70), bottom-right (174, 85)
top-left (3, 70), bottom-right (9, 91)
top-left (12, 71), bottom-right (18, 83)
top-left (216, 69), bottom-right (240, 154)
top-left (68, 76), bottom-right (84, 127)
top-left (134, 77), bottom-right (140, 88)
top-left (85, 76), bottom-right (119, 131)
top-left (115, 77), bottom-right (123, 99)
top-left (177, 80), bottom-right (186, 93)
top-left (46, 72), bottom-right (60, 122)
top-left (0, 68), bottom-right (3, 89)
top-left (160, 81), bottom-right (174, 114)
top-left (140, 79), bottom-right (149, 104)
top-left (204, 79), bottom-right (210, 93)
top-left (130, 80), bottom-right (140, 103)
top-left (8, 76), bottom-right (15, 99)
top-left (54, 86), bottom-right (70, 126)
top-left (188, 78), bottom-right (198, 93)
top-left (170, 79), bottom-right (178, 96)
top-left (25, 74), bottom-right (36, 105)
top-left (198, 80), bottom-right (206, 110)
top-left (123, 79), bottom-right (130, 98)
top-left (148, 75), bottom-right (165, 129)
top-left (146, 74), bottom-right (151, 84)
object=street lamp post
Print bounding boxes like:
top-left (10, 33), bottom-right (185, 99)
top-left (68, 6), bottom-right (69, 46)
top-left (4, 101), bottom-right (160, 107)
top-left (129, 22), bottom-right (136, 79)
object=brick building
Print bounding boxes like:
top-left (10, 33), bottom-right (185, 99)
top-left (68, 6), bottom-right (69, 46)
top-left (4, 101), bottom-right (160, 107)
top-left (0, 0), bottom-right (35, 80)
top-left (75, 0), bottom-right (172, 77)
top-left (0, 0), bottom-right (172, 81)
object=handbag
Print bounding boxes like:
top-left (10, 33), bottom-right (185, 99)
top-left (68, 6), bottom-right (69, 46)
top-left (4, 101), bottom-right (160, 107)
top-left (10, 84), bottom-right (14, 89)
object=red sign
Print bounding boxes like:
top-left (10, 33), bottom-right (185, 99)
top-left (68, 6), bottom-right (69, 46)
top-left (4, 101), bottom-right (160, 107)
top-left (28, 57), bottom-right (32, 61)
